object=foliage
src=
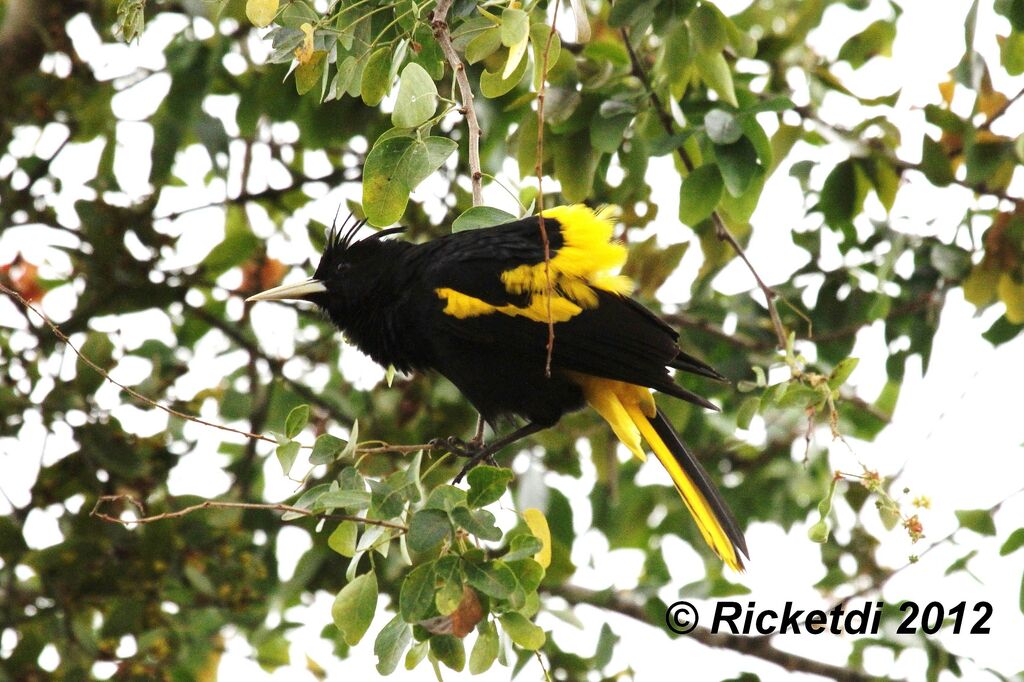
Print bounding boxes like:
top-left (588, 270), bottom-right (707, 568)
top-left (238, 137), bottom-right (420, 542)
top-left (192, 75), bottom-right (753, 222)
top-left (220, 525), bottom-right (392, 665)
top-left (1, 0), bottom-right (1023, 679)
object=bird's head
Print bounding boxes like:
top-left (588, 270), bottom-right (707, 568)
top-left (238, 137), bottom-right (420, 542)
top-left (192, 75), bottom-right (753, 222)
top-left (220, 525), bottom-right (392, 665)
top-left (245, 218), bottom-right (406, 325)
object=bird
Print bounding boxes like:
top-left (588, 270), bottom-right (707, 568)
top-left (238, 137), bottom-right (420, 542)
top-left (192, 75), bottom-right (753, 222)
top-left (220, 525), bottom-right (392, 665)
top-left (247, 204), bottom-right (749, 571)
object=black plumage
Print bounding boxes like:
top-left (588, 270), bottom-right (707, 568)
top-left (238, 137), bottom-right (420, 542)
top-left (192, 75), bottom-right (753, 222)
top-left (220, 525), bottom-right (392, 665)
top-left (248, 205), bottom-right (748, 570)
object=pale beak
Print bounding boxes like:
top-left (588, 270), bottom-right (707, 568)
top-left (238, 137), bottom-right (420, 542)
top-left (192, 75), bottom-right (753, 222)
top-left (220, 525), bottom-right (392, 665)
top-left (245, 278), bottom-right (327, 303)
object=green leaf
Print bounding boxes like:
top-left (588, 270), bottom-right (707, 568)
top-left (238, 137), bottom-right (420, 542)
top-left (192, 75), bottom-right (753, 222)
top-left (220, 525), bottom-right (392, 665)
top-left (819, 159), bottom-right (866, 225)
top-left (503, 534), bottom-right (544, 562)
top-left (678, 164), bottom-right (724, 225)
top-left (452, 506), bottom-right (502, 541)
top-left (828, 357), bottom-right (859, 389)
top-left (363, 135), bottom-right (458, 226)
top-left (530, 22), bottom-right (561, 89)
top-left (246, 0), bottom-right (279, 28)
top-left (736, 396), bottom-right (759, 430)
top-left (469, 620), bottom-right (499, 674)
top-left (407, 509), bottom-right (451, 553)
top-left (965, 140), bottom-right (1011, 186)
top-left (328, 520), bottom-right (358, 557)
top-left (275, 441), bottom-right (300, 476)
top-left (955, 509), bottom-right (997, 536)
top-left (694, 50), bottom-right (736, 107)
top-left (295, 51), bottom-right (326, 95)
top-left (360, 47), bottom-right (392, 106)
top-left (944, 550), bottom-right (978, 576)
top-left (498, 612), bottom-right (545, 650)
top-left (433, 555), bottom-right (464, 615)
top-left (807, 519), bottom-right (829, 543)
top-left (393, 63), bottom-right (438, 128)
top-left (405, 640), bottom-right (428, 670)
top-left (399, 561), bottom-right (436, 622)
top-left (466, 466), bottom-right (514, 507)
top-left (430, 635), bottom-right (465, 672)
top-left (463, 559), bottom-right (516, 599)
top-left (1002, 29), bottom-right (1024, 75)
top-left (507, 557), bottom-right (543, 592)
top-left (920, 136), bottom-right (955, 186)
top-left (316, 488), bottom-right (371, 510)
top-left (704, 109), bottom-right (742, 145)
top-left (607, 0), bottom-right (658, 29)
top-left (552, 131), bottom-right (597, 203)
top-left (424, 485), bottom-right (468, 513)
top-left (837, 20), bottom-right (896, 68)
top-left (332, 572), bottom-right (378, 646)
top-left (329, 55), bottom-right (358, 100)
top-left (480, 49), bottom-right (528, 98)
top-left (75, 332), bottom-right (114, 395)
top-left (501, 9), bottom-right (529, 47)
top-left (374, 614), bottom-right (412, 675)
top-left (1019, 569), bottom-right (1024, 615)
top-left (591, 111), bottom-right (633, 153)
top-left (715, 137), bottom-right (759, 197)
top-left (691, 4), bottom-right (725, 54)
top-left (452, 206), bottom-right (518, 232)
top-left (501, 9), bottom-right (529, 78)
top-left (310, 433), bottom-right (346, 465)
top-left (997, 0), bottom-right (1024, 31)
top-left (466, 27), bottom-right (502, 64)
top-left (284, 404), bottom-right (309, 439)
top-left (1000, 528), bottom-right (1024, 555)
top-left (202, 205), bottom-right (259, 276)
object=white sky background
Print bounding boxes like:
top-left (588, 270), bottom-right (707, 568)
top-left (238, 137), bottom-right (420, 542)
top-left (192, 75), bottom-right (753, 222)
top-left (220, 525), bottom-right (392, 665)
top-left (2, 0), bottom-right (1024, 679)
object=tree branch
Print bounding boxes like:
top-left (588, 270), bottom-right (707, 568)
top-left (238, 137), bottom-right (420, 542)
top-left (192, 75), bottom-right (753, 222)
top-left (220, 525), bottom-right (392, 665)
top-left (534, 2), bottom-right (562, 377)
top-left (620, 30), bottom-right (789, 351)
top-left (547, 584), bottom-right (884, 682)
top-left (431, 0), bottom-right (483, 206)
top-left (90, 494), bottom-right (408, 531)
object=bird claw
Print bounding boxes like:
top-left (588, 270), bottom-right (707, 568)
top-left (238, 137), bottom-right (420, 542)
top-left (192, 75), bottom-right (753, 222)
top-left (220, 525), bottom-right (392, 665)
top-left (432, 435), bottom-right (497, 484)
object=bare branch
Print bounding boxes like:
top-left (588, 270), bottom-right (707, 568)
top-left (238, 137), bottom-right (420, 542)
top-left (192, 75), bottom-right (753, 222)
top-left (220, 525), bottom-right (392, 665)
top-left (547, 584), bottom-right (885, 682)
top-left (90, 494), bottom-right (408, 531)
top-left (431, 0), bottom-right (483, 206)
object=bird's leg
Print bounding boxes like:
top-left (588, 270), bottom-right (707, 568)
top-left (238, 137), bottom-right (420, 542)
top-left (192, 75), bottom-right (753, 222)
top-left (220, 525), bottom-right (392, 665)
top-left (452, 421), bottom-right (546, 484)
top-left (469, 415), bottom-right (486, 449)
top-left (430, 415), bottom-right (493, 463)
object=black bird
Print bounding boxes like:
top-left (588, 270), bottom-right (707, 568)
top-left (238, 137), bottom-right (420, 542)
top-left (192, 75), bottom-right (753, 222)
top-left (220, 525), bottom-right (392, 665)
top-left (247, 205), bottom-right (748, 570)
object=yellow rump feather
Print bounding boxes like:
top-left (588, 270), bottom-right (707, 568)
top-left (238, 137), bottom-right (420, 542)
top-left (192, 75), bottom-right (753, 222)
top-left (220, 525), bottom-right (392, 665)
top-left (570, 374), bottom-right (743, 572)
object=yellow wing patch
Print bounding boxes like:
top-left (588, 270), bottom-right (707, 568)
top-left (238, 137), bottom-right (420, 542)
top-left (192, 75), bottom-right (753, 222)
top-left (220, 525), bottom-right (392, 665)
top-left (435, 287), bottom-right (582, 322)
top-left (435, 205), bottom-right (633, 321)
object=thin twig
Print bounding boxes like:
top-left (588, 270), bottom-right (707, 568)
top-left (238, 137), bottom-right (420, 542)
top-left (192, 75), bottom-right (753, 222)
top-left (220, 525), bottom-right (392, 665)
top-left (0, 281), bottom-right (279, 446)
top-left (620, 29), bottom-right (788, 351)
top-left (829, 484), bottom-right (1024, 609)
top-left (431, 0), bottom-right (483, 206)
top-left (90, 494), bottom-right (408, 531)
top-left (535, 1), bottom-right (561, 377)
top-left (978, 85), bottom-right (1024, 133)
top-left (1, 281), bottom-right (443, 454)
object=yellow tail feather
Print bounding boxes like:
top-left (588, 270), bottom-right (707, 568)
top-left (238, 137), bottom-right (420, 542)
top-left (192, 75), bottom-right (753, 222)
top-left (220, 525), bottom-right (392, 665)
top-left (569, 373), bottom-right (743, 571)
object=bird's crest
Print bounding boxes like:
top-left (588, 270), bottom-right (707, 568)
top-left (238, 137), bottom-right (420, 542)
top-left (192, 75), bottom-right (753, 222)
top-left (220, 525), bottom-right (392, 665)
top-left (315, 211), bottom-right (405, 279)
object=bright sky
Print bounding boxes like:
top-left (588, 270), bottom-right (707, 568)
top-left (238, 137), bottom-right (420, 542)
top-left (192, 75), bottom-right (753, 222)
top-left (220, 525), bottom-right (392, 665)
top-left (2, 0), bottom-right (1024, 679)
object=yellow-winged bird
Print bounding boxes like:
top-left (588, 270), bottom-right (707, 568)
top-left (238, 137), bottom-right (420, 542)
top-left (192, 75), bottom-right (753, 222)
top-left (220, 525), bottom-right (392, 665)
top-left (248, 205), bottom-right (749, 570)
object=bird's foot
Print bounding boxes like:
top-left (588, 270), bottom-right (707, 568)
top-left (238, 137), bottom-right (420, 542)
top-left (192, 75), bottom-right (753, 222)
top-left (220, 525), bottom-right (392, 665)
top-left (429, 436), bottom-right (497, 483)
